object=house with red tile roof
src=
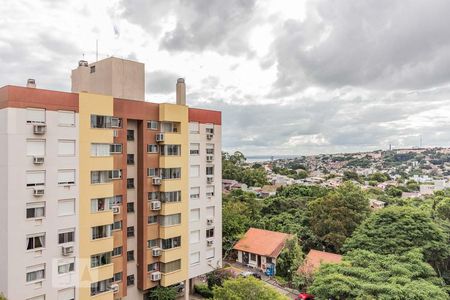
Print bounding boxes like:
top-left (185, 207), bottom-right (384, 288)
top-left (297, 249), bottom-right (342, 275)
top-left (233, 228), bottom-right (293, 274)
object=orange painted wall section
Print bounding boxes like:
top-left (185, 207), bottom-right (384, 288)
top-left (189, 107), bottom-right (221, 125)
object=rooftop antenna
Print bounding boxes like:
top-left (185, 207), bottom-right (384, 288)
top-left (96, 39), bottom-right (98, 62)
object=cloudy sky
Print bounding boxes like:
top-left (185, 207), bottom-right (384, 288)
top-left (2, 0), bottom-right (450, 156)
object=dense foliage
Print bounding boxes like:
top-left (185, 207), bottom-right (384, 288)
top-left (222, 151), bottom-right (268, 187)
top-left (147, 286), bottom-right (177, 300)
top-left (213, 277), bottom-right (289, 300)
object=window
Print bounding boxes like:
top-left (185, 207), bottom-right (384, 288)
top-left (206, 186), bottom-right (215, 197)
top-left (58, 229), bottom-right (75, 244)
top-left (160, 145), bottom-right (181, 156)
top-left (26, 264), bottom-right (45, 283)
top-left (91, 252), bottom-right (111, 268)
top-left (90, 115), bottom-right (121, 128)
top-left (206, 143), bottom-right (215, 154)
top-left (58, 111), bottom-right (75, 126)
top-left (27, 295), bottom-right (45, 300)
top-left (58, 259), bottom-right (75, 274)
top-left (148, 262), bottom-right (159, 272)
top-left (206, 248), bottom-right (215, 260)
top-left (147, 144), bottom-right (158, 153)
top-left (110, 143), bottom-right (122, 154)
top-left (190, 165), bottom-right (200, 177)
top-left (91, 144), bottom-right (110, 156)
top-left (148, 215), bottom-right (158, 224)
top-left (127, 202), bottom-right (135, 213)
top-left (190, 187), bottom-right (200, 199)
top-left (160, 168), bottom-right (181, 179)
top-left (159, 213), bottom-right (181, 226)
top-left (112, 246), bottom-right (123, 257)
top-left (57, 287), bottom-right (75, 300)
top-left (206, 126), bottom-right (214, 134)
top-left (206, 228), bottom-right (215, 239)
top-left (190, 143), bottom-right (200, 155)
top-left (147, 120), bottom-right (158, 130)
top-left (27, 233), bottom-right (45, 250)
top-left (58, 199), bottom-right (75, 216)
top-left (127, 274), bottom-right (135, 286)
top-left (91, 197), bottom-right (114, 213)
top-left (26, 202), bottom-right (45, 219)
top-left (160, 259), bottom-right (181, 274)
top-left (58, 169), bottom-right (76, 185)
top-left (161, 122), bottom-right (180, 133)
top-left (90, 278), bottom-right (112, 296)
top-left (92, 225), bottom-right (112, 240)
top-left (190, 230), bottom-right (200, 244)
top-left (127, 178), bottom-right (135, 189)
top-left (206, 166), bottom-right (214, 176)
top-left (58, 140), bottom-right (76, 156)
top-left (26, 171), bottom-right (45, 187)
top-left (127, 226), bottom-right (135, 237)
top-left (90, 66), bottom-right (95, 73)
top-left (112, 221), bottom-right (122, 231)
top-left (206, 206), bottom-right (215, 217)
top-left (91, 170), bottom-right (121, 184)
top-left (147, 168), bottom-right (159, 177)
top-left (190, 252), bottom-right (200, 265)
top-left (113, 272), bottom-right (122, 282)
top-left (189, 122), bottom-right (199, 133)
top-left (113, 195), bottom-right (123, 205)
top-left (26, 108), bottom-right (45, 124)
top-left (127, 154), bottom-right (135, 165)
top-left (26, 139), bottom-right (45, 156)
top-left (148, 192), bottom-right (159, 201)
top-left (160, 191), bottom-right (181, 203)
top-left (147, 239), bottom-right (159, 248)
top-left (127, 129), bottom-right (134, 141)
top-left (127, 250), bottom-right (135, 261)
top-left (250, 253), bottom-right (257, 261)
top-left (161, 236), bottom-right (181, 250)
top-left (190, 209), bottom-right (200, 222)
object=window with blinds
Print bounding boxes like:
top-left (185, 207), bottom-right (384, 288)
top-left (57, 287), bottom-right (75, 300)
top-left (189, 143), bottom-right (200, 155)
top-left (58, 199), bottom-right (75, 216)
top-left (190, 252), bottom-right (200, 265)
top-left (159, 213), bottom-right (181, 226)
top-left (91, 144), bottom-right (110, 156)
top-left (26, 139), bottom-right (45, 156)
top-left (189, 122), bottom-right (199, 133)
top-left (27, 233), bottom-right (45, 250)
top-left (58, 169), bottom-right (76, 185)
top-left (160, 191), bottom-right (181, 203)
top-left (26, 264), bottom-right (45, 282)
top-left (206, 186), bottom-right (215, 197)
top-left (190, 230), bottom-right (200, 244)
top-left (58, 111), bottom-right (75, 126)
top-left (92, 225), bottom-right (112, 240)
top-left (57, 258), bottom-right (75, 274)
top-left (26, 108), bottom-right (45, 124)
top-left (190, 209), bottom-right (200, 221)
top-left (26, 171), bottom-right (45, 187)
top-left (26, 202), bottom-right (45, 219)
top-left (206, 206), bottom-right (215, 217)
top-left (160, 168), bottom-right (181, 179)
top-left (58, 140), bottom-right (75, 156)
top-left (206, 143), bottom-right (215, 154)
top-left (190, 187), bottom-right (200, 199)
top-left (190, 165), bottom-right (200, 177)
top-left (206, 248), bottom-right (215, 259)
top-left (58, 229), bottom-right (75, 244)
top-left (161, 236), bottom-right (181, 249)
top-left (160, 259), bottom-right (181, 274)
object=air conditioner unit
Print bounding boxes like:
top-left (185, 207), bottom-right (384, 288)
top-left (33, 156), bottom-right (45, 164)
top-left (33, 188), bottom-right (45, 196)
top-left (151, 200), bottom-right (161, 211)
top-left (110, 170), bottom-right (122, 179)
top-left (206, 133), bottom-right (214, 140)
top-left (207, 176), bottom-right (214, 184)
top-left (152, 177), bottom-right (161, 186)
top-left (207, 217), bottom-right (214, 226)
top-left (207, 239), bottom-right (214, 247)
top-left (33, 124), bottom-right (46, 135)
top-left (155, 133), bottom-right (164, 142)
top-left (112, 206), bottom-right (120, 214)
top-left (150, 271), bottom-right (161, 281)
top-left (110, 283), bottom-right (119, 293)
top-left (206, 155), bottom-right (214, 162)
top-left (111, 117), bottom-right (121, 128)
top-left (61, 245), bottom-right (74, 256)
top-left (152, 247), bottom-right (162, 257)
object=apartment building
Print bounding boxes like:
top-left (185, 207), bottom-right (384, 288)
top-left (0, 57), bottom-right (222, 300)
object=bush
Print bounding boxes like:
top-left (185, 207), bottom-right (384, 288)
top-left (274, 276), bottom-right (288, 286)
top-left (194, 283), bottom-right (214, 299)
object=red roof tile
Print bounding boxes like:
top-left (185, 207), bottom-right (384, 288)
top-left (298, 249), bottom-right (342, 274)
top-left (233, 228), bottom-right (293, 258)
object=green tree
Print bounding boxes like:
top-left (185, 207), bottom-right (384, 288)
top-left (276, 238), bottom-right (303, 282)
top-left (207, 269), bottom-right (232, 290)
top-left (437, 198), bottom-right (450, 221)
top-left (309, 250), bottom-right (447, 300)
top-left (343, 206), bottom-right (449, 264)
top-left (148, 286), bottom-right (177, 300)
top-left (368, 172), bottom-right (389, 182)
top-left (342, 170), bottom-right (360, 182)
top-left (222, 151), bottom-right (268, 187)
top-left (213, 277), bottom-right (289, 300)
top-left (0, 293), bottom-right (6, 300)
top-left (307, 182), bottom-right (370, 252)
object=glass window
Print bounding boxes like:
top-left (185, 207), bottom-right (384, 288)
top-left (127, 226), bottom-right (135, 238)
top-left (91, 143), bottom-right (110, 156)
top-left (112, 221), bottom-right (122, 231)
top-left (127, 154), bottom-right (135, 165)
top-left (92, 225), bottom-right (112, 240)
top-left (147, 239), bottom-right (159, 248)
top-left (160, 145), bottom-right (181, 156)
top-left (148, 262), bottom-right (159, 272)
top-left (26, 202), bottom-right (45, 219)
top-left (127, 202), bottom-right (135, 213)
top-left (190, 165), bottom-right (200, 177)
top-left (127, 129), bottom-right (134, 141)
top-left (189, 122), bottom-right (199, 133)
top-left (58, 229), bottom-right (75, 244)
top-left (112, 246), bottom-right (123, 257)
top-left (26, 171), bottom-right (45, 187)
top-left (147, 121), bottom-right (158, 130)
top-left (127, 250), bottom-right (134, 262)
top-left (159, 214), bottom-right (181, 226)
top-left (160, 168), bottom-right (181, 179)
top-left (26, 108), bottom-right (45, 124)
top-left (206, 248), bottom-right (215, 260)
top-left (147, 144), bottom-right (158, 153)
top-left (57, 259), bottom-right (75, 274)
top-left (113, 272), bottom-right (122, 282)
top-left (110, 144), bottom-right (122, 154)
top-left (127, 178), bottom-right (135, 189)
top-left (190, 209), bottom-right (200, 222)
top-left (27, 233), bottom-right (45, 250)
top-left (91, 197), bottom-right (114, 213)
top-left (206, 228), bottom-right (215, 239)
top-left (148, 215), bottom-right (158, 224)
top-left (90, 278), bottom-right (112, 296)
top-left (127, 274), bottom-right (135, 286)
top-left (189, 143), bottom-right (200, 155)
top-left (190, 230), bottom-right (200, 244)
top-left (160, 259), bottom-right (181, 274)
top-left (57, 169), bottom-right (76, 185)
top-left (161, 236), bottom-right (181, 250)
top-left (190, 187), bottom-right (200, 200)
top-left (147, 168), bottom-right (159, 177)
top-left (26, 264), bottom-right (45, 282)
top-left (160, 191), bottom-right (181, 203)
top-left (91, 252), bottom-right (111, 268)
top-left (190, 252), bottom-right (200, 265)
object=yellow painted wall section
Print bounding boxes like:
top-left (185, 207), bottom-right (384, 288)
top-left (78, 93), bottom-right (115, 300)
top-left (159, 103), bottom-right (189, 286)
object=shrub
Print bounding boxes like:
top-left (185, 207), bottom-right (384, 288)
top-left (194, 283), bottom-right (214, 299)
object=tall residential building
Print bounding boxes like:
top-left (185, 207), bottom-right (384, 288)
top-left (0, 57), bottom-right (222, 300)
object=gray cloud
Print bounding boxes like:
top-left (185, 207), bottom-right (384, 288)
top-left (270, 0), bottom-right (450, 97)
top-left (146, 70), bottom-right (180, 94)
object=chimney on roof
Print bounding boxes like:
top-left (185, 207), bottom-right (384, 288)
top-left (176, 78), bottom-right (186, 105)
top-left (26, 79), bottom-right (36, 88)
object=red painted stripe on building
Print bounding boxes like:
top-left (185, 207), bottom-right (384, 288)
top-left (189, 107), bottom-right (221, 125)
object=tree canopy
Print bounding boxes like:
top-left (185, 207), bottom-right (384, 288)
top-left (222, 151), bottom-right (268, 187)
top-left (213, 276), bottom-right (289, 300)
